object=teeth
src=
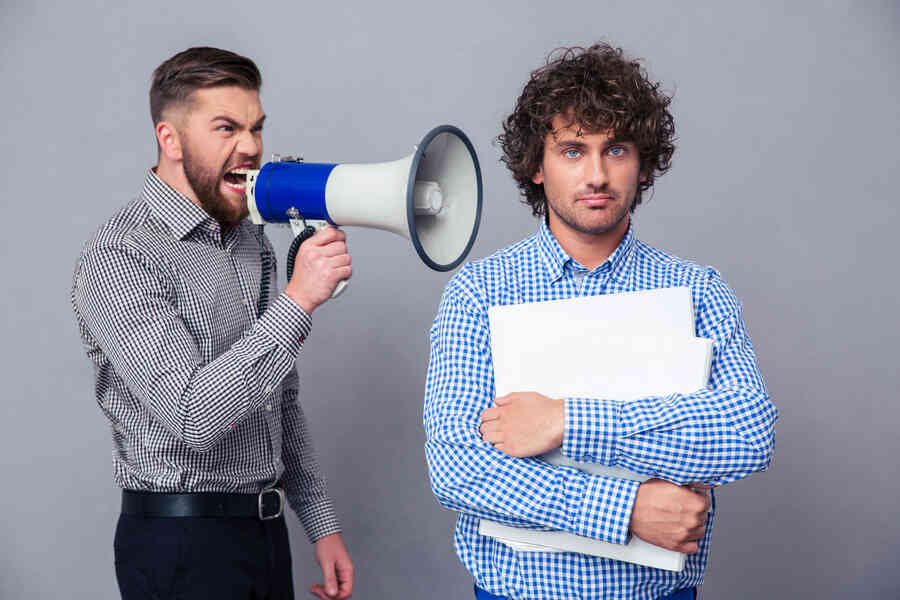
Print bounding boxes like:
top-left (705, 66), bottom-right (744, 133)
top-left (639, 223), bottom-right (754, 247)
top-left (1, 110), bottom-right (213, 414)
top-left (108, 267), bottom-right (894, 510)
top-left (229, 168), bottom-right (249, 175)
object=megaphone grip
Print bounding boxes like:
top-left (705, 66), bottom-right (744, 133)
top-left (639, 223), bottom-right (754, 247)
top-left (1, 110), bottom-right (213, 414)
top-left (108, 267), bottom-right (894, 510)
top-left (285, 225), bottom-right (318, 282)
top-left (285, 225), bottom-right (349, 301)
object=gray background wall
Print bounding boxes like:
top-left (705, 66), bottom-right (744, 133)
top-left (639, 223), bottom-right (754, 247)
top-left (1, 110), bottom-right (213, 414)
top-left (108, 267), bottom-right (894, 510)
top-left (2, 1), bottom-right (898, 598)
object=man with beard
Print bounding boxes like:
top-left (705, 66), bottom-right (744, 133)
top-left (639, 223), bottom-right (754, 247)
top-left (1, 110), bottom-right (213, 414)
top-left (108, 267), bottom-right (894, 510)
top-left (72, 47), bottom-right (353, 600)
top-left (424, 43), bottom-right (777, 599)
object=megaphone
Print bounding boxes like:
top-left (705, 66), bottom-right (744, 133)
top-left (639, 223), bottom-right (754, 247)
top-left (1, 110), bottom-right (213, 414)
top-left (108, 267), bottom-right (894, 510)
top-left (245, 124), bottom-right (482, 296)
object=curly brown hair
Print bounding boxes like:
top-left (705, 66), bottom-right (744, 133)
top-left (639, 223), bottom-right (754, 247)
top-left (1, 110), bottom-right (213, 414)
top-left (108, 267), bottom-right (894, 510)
top-left (498, 43), bottom-right (675, 217)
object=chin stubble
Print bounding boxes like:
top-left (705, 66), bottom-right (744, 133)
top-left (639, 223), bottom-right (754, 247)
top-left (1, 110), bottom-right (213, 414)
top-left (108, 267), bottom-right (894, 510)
top-left (552, 191), bottom-right (633, 236)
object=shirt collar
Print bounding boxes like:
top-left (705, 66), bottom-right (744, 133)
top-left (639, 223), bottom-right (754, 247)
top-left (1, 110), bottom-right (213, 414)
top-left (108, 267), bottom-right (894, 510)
top-left (141, 169), bottom-right (217, 241)
top-left (536, 217), bottom-right (637, 284)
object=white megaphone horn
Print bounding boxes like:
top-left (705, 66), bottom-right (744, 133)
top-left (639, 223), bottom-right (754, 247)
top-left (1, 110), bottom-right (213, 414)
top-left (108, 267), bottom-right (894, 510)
top-left (245, 125), bottom-right (483, 297)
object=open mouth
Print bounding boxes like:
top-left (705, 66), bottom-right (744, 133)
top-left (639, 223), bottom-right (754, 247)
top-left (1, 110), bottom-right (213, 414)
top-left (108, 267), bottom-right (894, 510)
top-left (223, 167), bottom-right (249, 193)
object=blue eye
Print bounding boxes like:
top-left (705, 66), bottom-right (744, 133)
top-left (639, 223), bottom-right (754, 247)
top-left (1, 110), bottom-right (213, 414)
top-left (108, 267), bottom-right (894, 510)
top-left (608, 145), bottom-right (625, 157)
top-left (563, 148), bottom-right (581, 159)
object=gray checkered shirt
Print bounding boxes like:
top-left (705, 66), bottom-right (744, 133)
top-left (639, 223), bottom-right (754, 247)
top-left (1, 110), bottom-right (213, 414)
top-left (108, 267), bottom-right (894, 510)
top-left (72, 169), bottom-right (340, 542)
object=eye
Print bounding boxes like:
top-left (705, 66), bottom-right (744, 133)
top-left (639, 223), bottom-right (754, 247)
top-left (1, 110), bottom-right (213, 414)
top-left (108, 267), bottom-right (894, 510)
top-left (563, 148), bottom-right (581, 159)
top-left (252, 125), bottom-right (264, 134)
top-left (216, 124), bottom-right (234, 133)
top-left (608, 145), bottom-right (626, 157)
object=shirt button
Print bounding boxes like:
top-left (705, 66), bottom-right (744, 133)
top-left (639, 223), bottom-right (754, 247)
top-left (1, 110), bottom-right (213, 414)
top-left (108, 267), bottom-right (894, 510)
top-left (241, 299), bottom-right (249, 306)
top-left (264, 386), bottom-right (273, 395)
top-left (265, 404), bottom-right (273, 412)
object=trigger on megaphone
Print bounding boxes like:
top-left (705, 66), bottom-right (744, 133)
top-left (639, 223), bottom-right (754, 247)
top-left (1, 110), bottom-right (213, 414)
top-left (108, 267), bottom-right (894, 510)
top-left (244, 124), bottom-right (483, 293)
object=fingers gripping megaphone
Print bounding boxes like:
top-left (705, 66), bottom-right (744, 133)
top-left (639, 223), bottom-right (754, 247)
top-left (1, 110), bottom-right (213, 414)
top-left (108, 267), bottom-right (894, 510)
top-left (245, 125), bottom-right (483, 297)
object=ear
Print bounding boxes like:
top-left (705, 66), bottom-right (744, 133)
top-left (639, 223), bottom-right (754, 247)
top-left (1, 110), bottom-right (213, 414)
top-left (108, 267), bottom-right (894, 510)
top-left (639, 167), bottom-right (648, 184)
top-left (156, 121), bottom-right (183, 161)
top-left (531, 165), bottom-right (544, 185)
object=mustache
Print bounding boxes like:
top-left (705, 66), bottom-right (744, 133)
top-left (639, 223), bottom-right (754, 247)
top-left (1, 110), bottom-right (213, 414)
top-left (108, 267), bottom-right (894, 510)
top-left (578, 184), bottom-right (616, 197)
top-left (220, 157), bottom-right (260, 174)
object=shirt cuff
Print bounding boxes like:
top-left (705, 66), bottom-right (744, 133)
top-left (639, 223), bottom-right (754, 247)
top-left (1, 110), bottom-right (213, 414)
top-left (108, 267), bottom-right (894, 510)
top-left (573, 475), bottom-right (639, 545)
top-left (295, 495), bottom-right (342, 543)
top-left (254, 293), bottom-right (312, 357)
top-left (561, 397), bottom-right (619, 465)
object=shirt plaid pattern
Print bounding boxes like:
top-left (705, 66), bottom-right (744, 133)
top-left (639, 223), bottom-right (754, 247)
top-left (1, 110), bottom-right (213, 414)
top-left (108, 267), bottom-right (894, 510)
top-left (424, 220), bottom-right (777, 599)
top-left (72, 169), bottom-right (340, 542)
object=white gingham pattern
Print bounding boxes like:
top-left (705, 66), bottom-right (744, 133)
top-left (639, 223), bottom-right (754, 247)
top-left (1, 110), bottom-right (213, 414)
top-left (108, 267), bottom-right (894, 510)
top-left (424, 220), bottom-right (777, 599)
top-left (72, 169), bottom-right (340, 542)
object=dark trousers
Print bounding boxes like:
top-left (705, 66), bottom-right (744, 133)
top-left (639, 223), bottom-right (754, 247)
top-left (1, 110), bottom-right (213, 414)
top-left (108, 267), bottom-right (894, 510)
top-left (114, 513), bottom-right (294, 599)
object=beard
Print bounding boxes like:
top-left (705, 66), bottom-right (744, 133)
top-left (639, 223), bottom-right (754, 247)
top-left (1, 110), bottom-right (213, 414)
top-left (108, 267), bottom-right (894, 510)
top-left (181, 143), bottom-right (246, 228)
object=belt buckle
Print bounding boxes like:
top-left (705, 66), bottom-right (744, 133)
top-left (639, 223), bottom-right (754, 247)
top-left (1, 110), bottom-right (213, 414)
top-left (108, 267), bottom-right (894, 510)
top-left (258, 487), bottom-right (285, 520)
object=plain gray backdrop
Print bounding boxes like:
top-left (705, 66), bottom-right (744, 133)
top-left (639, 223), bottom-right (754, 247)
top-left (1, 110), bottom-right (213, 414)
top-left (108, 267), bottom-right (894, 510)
top-left (2, 1), bottom-right (898, 598)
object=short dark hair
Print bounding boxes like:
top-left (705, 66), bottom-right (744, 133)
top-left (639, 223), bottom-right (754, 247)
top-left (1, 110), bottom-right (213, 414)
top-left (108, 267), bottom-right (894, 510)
top-left (149, 46), bottom-right (261, 125)
top-left (498, 43), bottom-right (675, 217)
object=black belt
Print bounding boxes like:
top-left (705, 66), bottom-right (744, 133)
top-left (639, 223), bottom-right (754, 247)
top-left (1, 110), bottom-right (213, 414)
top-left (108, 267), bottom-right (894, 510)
top-left (121, 487), bottom-right (286, 520)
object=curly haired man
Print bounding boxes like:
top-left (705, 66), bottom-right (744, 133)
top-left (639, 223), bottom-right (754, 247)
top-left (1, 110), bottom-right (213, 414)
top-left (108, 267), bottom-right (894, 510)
top-left (424, 43), bottom-right (777, 600)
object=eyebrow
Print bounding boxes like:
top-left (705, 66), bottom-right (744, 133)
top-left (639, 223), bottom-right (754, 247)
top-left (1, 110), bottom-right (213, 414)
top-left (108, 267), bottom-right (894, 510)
top-left (553, 139), bottom-right (588, 149)
top-left (210, 115), bottom-right (267, 128)
top-left (552, 136), bottom-right (633, 150)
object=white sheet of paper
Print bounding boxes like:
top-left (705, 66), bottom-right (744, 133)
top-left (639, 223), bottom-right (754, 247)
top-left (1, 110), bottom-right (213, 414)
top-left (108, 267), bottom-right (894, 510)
top-left (479, 287), bottom-right (711, 572)
top-left (478, 519), bottom-right (687, 572)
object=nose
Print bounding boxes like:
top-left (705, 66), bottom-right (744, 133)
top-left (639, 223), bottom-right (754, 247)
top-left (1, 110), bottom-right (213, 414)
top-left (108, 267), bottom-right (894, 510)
top-left (585, 153), bottom-right (608, 189)
top-left (237, 129), bottom-right (261, 159)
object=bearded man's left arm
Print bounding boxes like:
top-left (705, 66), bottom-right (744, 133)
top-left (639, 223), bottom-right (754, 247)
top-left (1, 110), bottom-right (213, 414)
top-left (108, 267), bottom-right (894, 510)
top-left (280, 369), bottom-right (353, 599)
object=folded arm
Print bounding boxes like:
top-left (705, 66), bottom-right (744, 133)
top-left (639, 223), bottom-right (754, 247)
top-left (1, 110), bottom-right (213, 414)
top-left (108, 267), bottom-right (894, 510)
top-left (425, 281), bottom-right (638, 546)
top-left (484, 270), bottom-right (777, 486)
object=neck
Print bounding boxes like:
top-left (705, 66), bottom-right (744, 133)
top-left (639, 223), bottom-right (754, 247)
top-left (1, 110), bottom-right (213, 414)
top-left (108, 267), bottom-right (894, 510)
top-left (548, 214), bottom-right (630, 270)
top-left (155, 159), bottom-right (199, 206)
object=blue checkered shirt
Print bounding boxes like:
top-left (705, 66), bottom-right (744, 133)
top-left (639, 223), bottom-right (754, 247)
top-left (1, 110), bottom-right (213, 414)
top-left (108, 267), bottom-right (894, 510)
top-left (424, 220), bottom-right (777, 599)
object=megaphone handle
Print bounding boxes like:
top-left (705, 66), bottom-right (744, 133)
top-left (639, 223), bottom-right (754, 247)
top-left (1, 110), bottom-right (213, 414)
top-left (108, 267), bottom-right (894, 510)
top-left (285, 225), bottom-right (317, 282)
top-left (332, 280), bottom-right (348, 298)
top-left (285, 222), bottom-right (349, 300)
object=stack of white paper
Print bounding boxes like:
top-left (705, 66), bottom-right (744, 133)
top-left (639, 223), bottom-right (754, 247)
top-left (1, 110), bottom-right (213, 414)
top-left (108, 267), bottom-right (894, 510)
top-left (478, 287), bottom-right (712, 572)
